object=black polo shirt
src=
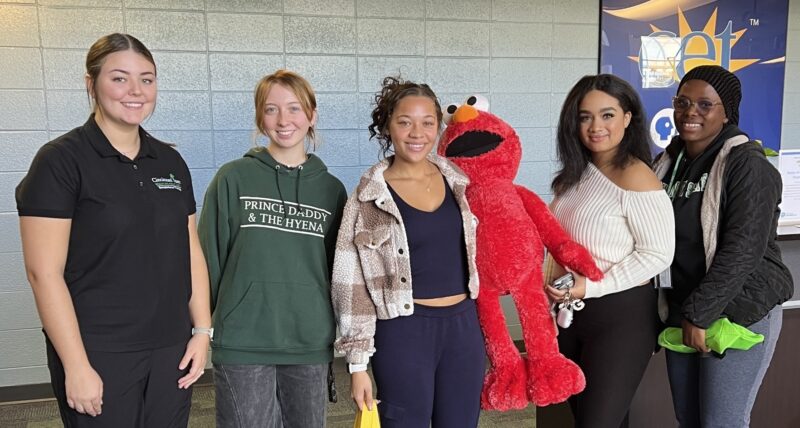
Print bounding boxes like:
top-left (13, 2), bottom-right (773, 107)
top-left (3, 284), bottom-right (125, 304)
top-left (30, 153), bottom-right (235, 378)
top-left (16, 115), bottom-right (196, 352)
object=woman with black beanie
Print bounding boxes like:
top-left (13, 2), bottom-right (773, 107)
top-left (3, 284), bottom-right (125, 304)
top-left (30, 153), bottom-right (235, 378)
top-left (654, 65), bottom-right (793, 427)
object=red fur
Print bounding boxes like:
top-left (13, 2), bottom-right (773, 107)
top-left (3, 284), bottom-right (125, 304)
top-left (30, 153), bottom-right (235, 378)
top-left (439, 110), bottom-right (603, 410)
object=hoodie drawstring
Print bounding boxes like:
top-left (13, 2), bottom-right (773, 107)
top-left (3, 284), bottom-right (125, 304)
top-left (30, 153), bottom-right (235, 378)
top-left (274, 164), bottom-right (303, 220)
top-left (274, 165), bottom-right (288, 220)
top-left (295, 165), bottom-right (303, 211)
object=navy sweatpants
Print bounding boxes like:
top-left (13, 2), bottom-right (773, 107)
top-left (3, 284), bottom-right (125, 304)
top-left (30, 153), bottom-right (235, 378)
top-left (371, 298), bottom-right (485, 428)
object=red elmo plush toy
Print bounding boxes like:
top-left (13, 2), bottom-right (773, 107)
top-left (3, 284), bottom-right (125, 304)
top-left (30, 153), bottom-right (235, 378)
top-left (438, 95), bottom-right (603, 410)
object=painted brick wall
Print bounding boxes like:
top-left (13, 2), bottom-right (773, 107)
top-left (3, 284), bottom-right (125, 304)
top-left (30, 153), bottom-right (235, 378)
top-left (0, 0), bottom-right (796, 387)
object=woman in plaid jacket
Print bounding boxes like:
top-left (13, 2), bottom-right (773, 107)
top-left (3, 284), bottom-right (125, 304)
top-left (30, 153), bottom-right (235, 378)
top-left (331, 77), bottom-right (483, 428)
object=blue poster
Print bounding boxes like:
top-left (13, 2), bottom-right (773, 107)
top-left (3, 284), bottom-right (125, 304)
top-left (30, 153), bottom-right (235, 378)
top-left (600, 0), bottom-right (789, 151)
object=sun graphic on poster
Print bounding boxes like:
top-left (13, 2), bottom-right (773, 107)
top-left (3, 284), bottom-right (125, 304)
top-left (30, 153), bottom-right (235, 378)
top-left (626, 7), bottom-right (759, 87)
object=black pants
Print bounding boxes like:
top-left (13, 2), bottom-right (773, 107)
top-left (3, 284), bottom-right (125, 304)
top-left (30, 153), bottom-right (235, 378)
top-left (371, 299), bottom-right (485, 428)
top-left (46, 336), bottom-right (192, 427)
top-left (557, 285), bottom-right (660, 428)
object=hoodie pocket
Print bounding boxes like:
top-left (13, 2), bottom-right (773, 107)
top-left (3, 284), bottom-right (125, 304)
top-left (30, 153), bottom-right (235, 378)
top-left (217, 281), bottom-right (335, 351)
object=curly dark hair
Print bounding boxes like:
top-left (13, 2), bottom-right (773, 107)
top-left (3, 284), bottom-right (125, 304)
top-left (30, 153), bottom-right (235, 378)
top-left (368, 76), bottom-right (443, 158)
top-left (552, 74), bottom-right (653, 196)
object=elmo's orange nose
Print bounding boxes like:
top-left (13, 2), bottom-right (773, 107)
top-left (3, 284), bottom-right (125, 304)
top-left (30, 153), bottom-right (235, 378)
top-left (453, 105), bottom-right (479, 123)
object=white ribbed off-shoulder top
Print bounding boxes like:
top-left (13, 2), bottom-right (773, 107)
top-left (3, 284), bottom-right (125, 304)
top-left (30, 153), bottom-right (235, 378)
top-left (551, 163), bottom-right (675, 299)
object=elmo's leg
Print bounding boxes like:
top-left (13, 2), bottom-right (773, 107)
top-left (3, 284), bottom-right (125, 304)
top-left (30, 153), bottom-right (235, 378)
top-left (475, 288), bottom-right (528, 411)
top-left (511, 276), bottom-right (585, 406)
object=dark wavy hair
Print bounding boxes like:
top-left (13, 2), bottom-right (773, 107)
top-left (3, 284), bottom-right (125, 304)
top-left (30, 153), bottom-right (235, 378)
top-left (552, 74), bottom-right (652, 196)
top-left (85, 33), bottom-right (155, 111)
top-left (368, 76), bottom-right (443, 158)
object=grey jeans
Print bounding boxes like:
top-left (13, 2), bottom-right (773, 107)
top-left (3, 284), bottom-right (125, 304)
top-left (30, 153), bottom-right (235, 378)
top-left (665, 305), bottom-right (783, 428)
top-left (214, 363), bottom-right (328, 428)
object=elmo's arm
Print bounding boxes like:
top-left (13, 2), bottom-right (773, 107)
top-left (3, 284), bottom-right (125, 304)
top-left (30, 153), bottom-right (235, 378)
top-left (516, 186), bottom-right (602, 281)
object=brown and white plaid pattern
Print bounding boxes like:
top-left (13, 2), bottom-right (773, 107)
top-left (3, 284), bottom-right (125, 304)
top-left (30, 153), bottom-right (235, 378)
top-left (331, 154), bottom-right (480, 364)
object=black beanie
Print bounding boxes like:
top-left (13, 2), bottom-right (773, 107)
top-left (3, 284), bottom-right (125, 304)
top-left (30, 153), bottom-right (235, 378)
top-left (677, 65), bottom-right (741, 125)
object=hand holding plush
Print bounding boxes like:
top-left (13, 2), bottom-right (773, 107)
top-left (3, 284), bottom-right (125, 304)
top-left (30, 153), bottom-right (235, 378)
top-left (438, 95), bottom-right (603, 410)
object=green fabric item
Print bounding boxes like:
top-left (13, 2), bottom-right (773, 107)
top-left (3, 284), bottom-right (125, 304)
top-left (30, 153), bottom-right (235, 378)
top-left (658, 318), bottom-right (765, 354)
top-left (198, 148), bottom-right (347, 365)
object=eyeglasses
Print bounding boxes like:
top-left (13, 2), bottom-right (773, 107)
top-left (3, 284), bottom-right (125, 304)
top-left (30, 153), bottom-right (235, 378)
top-left (672, 96), bottom-right (723, 115)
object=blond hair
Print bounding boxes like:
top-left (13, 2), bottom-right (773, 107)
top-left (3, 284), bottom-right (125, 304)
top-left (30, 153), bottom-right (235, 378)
top-left (253, 69), bottom-right (319, 149)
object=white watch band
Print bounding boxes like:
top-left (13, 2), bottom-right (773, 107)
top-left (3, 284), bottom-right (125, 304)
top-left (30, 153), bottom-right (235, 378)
top-left (192, 327), bottom-right (214, 341)
top-left (348, 363), bottom-right (368, 374)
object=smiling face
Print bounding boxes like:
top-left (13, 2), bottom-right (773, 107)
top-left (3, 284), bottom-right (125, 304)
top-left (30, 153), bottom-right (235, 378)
top-left (578, 90), bottom-right (631, 161)
top-left (261, 83), bottom-right (317, 156)
top-left (388, 95), bottom-right (439, 165)
top-left (674, 79), bottom-right (727, 151)
top-left (88, 49), bottom-right (156, 131)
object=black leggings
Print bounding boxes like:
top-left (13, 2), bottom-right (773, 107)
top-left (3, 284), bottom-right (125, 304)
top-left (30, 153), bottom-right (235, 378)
top-left (557, 285), bottom-right (660, 428)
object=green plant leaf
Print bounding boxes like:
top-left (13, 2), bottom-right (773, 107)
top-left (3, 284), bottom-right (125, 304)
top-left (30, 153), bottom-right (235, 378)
top-left (753, 140), bottom-right (778, 157)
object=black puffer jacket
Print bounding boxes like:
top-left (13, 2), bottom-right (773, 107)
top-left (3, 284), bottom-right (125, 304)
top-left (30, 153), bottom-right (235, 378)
top-left (655, 125), bottom-right (793, 328)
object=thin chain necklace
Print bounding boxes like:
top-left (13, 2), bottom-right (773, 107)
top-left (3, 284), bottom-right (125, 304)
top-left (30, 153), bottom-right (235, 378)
top-left (96, 114), bottom-right (141, 159)
top-left (423, 165), bottom-right (434, 192)
top-left (116, 137), bottom-right (140, 159)
top-left (119, 146), bottom-right (138, 158)
top-left (386, 162), bottom-right (436, 192)
top-left (592, 158), bottom-right (615, 172)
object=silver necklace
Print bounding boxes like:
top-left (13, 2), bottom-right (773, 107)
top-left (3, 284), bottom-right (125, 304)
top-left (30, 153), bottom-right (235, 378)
top-left (117, 139), bottom-right (140, 158)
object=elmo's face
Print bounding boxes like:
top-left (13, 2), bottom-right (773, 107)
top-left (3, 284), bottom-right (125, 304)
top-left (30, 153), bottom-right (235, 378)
top-left (438, 94), bottom-right (522, 183)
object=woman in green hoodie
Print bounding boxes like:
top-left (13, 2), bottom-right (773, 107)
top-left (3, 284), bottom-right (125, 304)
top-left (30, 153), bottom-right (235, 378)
top-left (198, 70), bottom-right (347, 428)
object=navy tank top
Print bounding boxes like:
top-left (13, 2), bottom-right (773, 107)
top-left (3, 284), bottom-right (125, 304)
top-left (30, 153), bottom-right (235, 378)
top-left (387, 179), bottom-right (469, 299)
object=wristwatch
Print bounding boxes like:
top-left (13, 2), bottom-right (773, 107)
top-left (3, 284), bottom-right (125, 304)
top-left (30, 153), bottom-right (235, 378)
top-left (192, 327), bottom-right (214, 341)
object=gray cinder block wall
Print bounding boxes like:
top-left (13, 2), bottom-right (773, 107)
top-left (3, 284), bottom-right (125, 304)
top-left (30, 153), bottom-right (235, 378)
top-left (0, 0), bottom-right (797, 387)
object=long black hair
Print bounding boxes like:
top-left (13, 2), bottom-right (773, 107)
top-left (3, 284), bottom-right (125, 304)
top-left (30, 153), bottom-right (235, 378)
top-left (552, 74), bottom-right (652, 196)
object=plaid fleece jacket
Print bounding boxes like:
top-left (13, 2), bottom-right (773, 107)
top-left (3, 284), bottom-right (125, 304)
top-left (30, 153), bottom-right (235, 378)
top-left (331, 154), bottom-right (480, 364)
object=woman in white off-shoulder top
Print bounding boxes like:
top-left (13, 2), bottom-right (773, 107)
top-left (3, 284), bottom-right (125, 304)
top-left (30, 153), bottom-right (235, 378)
top-left (545, 74), bottom-right (675, 428)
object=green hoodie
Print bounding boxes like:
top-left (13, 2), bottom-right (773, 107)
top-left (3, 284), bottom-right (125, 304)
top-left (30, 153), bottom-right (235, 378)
top-left (199, 148), bottom-right (347, 364)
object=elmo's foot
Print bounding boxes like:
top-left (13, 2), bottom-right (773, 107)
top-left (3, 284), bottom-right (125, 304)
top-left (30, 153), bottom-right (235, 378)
top-left (481, 357), bottom-right (529, 411)
top-left (526, 354), bottom-right (585, 406)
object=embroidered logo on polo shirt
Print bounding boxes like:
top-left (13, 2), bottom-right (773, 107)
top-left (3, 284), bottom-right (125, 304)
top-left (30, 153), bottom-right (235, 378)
top-left (151, 174), bottom-right (182, 191)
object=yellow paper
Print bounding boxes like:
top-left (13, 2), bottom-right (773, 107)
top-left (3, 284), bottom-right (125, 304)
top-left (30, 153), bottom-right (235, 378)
top-left (353, 406), bottom-right (381, 428)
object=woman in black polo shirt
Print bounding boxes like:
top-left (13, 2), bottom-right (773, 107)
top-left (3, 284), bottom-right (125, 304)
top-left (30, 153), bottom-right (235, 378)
top-left (16, 33), bottom-right (212, 427)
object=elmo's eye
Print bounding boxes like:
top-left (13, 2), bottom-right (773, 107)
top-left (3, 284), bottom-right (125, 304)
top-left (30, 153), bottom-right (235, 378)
top-left (465, 94), bottom-right (489, 112)
top-left (443, 103), bottom-right (459, 124)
